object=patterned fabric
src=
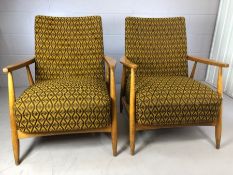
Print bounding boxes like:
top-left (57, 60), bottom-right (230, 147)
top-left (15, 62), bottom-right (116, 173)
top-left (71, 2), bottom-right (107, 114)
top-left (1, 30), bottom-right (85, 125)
top-left (126, 76), bottom-right (221, 126)
top-left (14, 16), bottom-right (111, 134)
top-left (35, 16), bottom-right (105, 81)
top-left (15, 78), bottom-right (111, 133)
top-left (125, 17), bottom-right (188, 77)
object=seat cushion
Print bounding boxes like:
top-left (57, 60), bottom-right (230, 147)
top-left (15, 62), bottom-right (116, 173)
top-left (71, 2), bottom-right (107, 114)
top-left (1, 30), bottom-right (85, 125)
top-left (126, 76), bottom-right (221, 126)
top-left (15, 78), bottom-right (111, 133)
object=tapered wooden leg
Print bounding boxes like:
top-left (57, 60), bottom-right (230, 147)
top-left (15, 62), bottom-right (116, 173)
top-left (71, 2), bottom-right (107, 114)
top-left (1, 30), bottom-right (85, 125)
top-left (111, 100), bottom-right (118, 156)
top-left (112, 127), bottom-right (117, 156)
top-left (129, 68), bottom-right (136, 155)
top-left (215, 105), bottom-right (222, 149)
top-left (216, 67), bottom-right (223, 149)
top-left (129, 122), bottom-right (135, 155)
top-left (8, 72), bottom-right (20, 165)
top-left (12, 135), bottom-right (20, 165)
top-left (110, 67), bottom-right (118, 156)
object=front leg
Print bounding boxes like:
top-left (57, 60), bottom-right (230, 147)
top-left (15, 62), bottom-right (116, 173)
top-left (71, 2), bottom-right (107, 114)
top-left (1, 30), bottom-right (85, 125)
top-left (8, 72), bottom-right (20, 165)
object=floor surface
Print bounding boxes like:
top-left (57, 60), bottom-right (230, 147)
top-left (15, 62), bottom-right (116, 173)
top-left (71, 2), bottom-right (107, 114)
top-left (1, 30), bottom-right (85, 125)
top-left (0, 86), bottom-right (233, 175)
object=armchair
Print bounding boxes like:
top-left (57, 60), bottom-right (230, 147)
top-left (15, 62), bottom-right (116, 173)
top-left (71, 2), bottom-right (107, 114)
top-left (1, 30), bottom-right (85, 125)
top-left (3, 16), bottom-right (117, 165)
top-left (120, 17), bottom-right (229, 155)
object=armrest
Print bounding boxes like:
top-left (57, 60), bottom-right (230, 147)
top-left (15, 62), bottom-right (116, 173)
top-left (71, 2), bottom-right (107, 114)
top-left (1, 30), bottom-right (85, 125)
top-left (3, 57), bottom-right (35, 73)
top-left (187, 55), bottom-right (229, 68)
top-left (120, 56), bottom-right (138, 69)
top-left (120, 56), bottom-right (137, 106)
top-left (103, 55), bottom-right (117, 93)
top-left (187, 55), bottom-right (228, 97)
top-left (104, 56), bottom-right (116, 69)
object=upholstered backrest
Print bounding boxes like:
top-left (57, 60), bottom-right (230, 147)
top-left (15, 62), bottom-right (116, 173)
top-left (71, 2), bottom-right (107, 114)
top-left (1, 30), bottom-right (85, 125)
top-left (35, 16), bottom-right (105, 81)
top-left (125, 17), bottom-right (188, 77)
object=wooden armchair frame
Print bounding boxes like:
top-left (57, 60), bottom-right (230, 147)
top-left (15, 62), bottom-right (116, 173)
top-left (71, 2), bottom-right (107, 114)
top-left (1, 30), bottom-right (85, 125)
top-left (120, 55), bottom-right (229, 155)
top-left (3, 56), bottom-right (118, 165)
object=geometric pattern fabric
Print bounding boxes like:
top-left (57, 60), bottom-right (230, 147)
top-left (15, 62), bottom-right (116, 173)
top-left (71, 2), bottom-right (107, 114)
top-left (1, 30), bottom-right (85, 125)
top-left (125, 17), bottom-right (221, 126)
top-left (126, 76), bottom-right (221, 126)
top-left (125, 17), bottom-right (188, 77)
top-left (35, 16), bottom-right (105, 81)
top-left (15, 78), bottom-right (111, 133)
top-left (14, 16), bottom-right (112, 134)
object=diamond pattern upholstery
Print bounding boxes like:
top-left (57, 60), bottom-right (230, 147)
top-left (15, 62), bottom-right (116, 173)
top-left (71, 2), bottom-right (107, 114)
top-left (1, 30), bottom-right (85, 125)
top-left (126, 76), bottom-right (221, 126)
top-left (124, 17), bottom-right (221, 126)
top-left (15, 78), bottom-right (111, 133)
top-left (14, 16), bottom-right (111, 134)
top-left (125, 17), bottom-right (188, 77)
top-left (35, 15), bottom-right (105, 81)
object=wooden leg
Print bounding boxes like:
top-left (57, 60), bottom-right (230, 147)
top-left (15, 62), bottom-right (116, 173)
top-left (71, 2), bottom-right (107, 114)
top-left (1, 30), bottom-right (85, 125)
top-left (216, 67), bottom-right (223, 149)
top-left (129, 68), bottom-right (136, 155)
top-left (111, 100), bottom-right (118, 156)
top-left (12, 135), bottom-right (20, 165)
top-left (7, 72), bottom-right (20, 165)
top-left (129, 122), bottom-right (135, 155)
top-left (215, 105), bottom-right (222, 149)
top-left (110, 67), bottom-right (118, 156)
top-left (112, 127), bottom-right (117, 156)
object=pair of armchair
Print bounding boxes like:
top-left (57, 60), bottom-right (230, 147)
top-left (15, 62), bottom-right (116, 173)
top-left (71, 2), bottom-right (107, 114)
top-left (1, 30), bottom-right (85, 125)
top-left (3, 16), bottom-right (228, 165)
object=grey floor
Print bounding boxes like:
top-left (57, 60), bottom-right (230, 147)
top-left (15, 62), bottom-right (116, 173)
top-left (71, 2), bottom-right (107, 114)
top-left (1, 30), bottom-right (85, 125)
top-left (0, 86), bottom-right (233, 175)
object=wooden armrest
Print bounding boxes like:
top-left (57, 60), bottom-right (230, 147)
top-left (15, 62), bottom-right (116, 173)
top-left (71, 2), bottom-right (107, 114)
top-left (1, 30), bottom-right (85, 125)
top-left (3, 57), bottom-right (35, 73)
top-left (187, 55), bottom-right (229, 68)
top-left (120, 56), bottom-right (138, 69)
top-left (104, 56), bottom-right (116, 69)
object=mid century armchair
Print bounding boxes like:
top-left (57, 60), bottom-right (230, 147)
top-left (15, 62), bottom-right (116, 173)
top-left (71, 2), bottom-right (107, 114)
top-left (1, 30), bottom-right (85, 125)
top-left (3, 16), bottom-right (117, 165)
top-left (120, 17), bottom-right (229, 155)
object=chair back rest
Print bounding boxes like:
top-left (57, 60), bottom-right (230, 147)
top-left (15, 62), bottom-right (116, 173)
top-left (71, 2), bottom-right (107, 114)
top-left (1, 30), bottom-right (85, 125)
top-left (125, 17), bottom-right (188, 77)
top-left (35, 16), bottom-right (105, 81)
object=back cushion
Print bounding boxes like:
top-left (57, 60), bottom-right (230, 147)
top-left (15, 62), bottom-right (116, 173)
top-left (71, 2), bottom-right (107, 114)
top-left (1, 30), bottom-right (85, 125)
top-left (125, 17), bottom-right (188, 77)
top-left (35, 16), bottom-right (105, 81)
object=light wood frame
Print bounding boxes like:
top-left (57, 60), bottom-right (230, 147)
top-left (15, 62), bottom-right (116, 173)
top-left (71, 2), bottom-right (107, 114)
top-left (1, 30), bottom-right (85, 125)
top-left (120, 55), bottom-right (229, 155)
top-left (3, 56), bottom-right (118, 165)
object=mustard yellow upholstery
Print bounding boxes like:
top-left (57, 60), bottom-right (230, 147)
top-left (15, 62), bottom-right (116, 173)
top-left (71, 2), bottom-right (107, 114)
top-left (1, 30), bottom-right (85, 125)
top-left (124, 17), bottom-right (221, 126)
top-left (14, 16), bottom-right (111, 134)
top-left (35, 16), bottom-right (105, 81)
top-left (15, 78), bottom-right (111, 133)
top-left (125, 17), bottom-right (188, 77)
top-left (126, 76), bottom-right (221, 126)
